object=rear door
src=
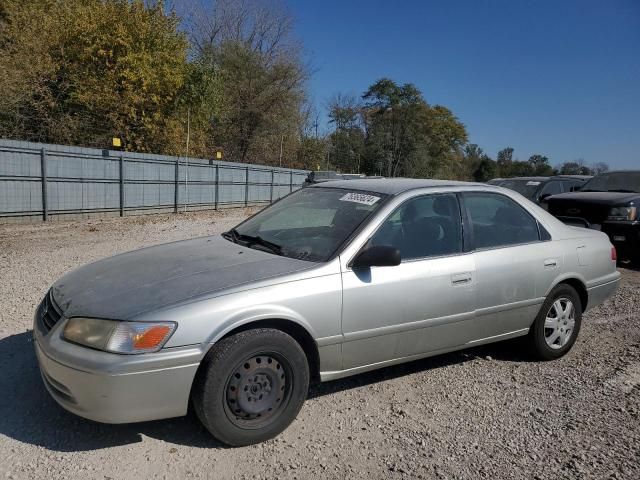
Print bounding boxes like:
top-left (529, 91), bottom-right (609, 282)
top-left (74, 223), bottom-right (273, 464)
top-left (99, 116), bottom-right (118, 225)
top-left (461, 192), bottom-right (554, 341)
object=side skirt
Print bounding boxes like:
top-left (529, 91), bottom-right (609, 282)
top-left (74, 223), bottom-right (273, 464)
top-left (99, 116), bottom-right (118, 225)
top-left (319, 328), bottom-right (529, 382)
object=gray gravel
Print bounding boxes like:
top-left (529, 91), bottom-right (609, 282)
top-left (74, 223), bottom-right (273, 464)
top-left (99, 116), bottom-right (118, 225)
top-left (0, 210), bottom-right (638, 480)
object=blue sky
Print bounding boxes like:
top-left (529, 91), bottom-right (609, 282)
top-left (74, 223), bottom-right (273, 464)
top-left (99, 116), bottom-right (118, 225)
top-left (290, 0), bottom-right (640, 169)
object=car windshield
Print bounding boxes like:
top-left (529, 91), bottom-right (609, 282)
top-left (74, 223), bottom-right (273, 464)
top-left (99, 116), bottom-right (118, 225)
top-left (499, 179), bottom-right (543, 200)
top-left (226, 187), bottom-right (386, 262)
top-left (580, 172), bottom-right (640, 193)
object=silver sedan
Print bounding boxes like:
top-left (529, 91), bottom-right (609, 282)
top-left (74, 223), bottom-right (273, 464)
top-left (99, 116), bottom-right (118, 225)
top-left (34, 179), bottom-right (620, 446)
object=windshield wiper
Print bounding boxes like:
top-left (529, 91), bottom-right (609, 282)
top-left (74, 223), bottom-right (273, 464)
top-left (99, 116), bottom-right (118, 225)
top-left (224, 228), bottom-right (283, 256)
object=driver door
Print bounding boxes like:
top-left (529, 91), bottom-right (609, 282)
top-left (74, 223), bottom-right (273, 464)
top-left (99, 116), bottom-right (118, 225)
top-left (339, 193), bottom-right (476, 370)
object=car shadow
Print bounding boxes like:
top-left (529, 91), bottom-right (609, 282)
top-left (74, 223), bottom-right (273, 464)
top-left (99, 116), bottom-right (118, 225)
top-left (0, 330), bottom-right (530, 452)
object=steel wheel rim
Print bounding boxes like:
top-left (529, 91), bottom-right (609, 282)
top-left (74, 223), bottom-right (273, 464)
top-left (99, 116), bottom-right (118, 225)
top-left (224, 353), bottom-right (291, 429)
top-left (544, 297), bottom-right (576, 350)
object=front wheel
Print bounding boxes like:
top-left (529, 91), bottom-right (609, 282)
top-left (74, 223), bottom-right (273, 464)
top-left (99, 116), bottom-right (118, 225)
top-left (192, 328), bottom-right (309, 446)
top-left (527, 284), bottom-right (582, 360)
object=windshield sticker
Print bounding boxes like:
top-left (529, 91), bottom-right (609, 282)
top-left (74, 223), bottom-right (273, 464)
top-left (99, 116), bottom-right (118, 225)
top-left (526, 181), bottom-right (541, 186)
top-left (339, 192), bottom-right (380, 206)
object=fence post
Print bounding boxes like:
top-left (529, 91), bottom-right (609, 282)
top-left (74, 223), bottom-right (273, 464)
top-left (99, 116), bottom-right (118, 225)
top-left (270, 169), bottom-right (274, 203)
top-left (174, 160), bottom-right (179, 213)
top-left (245, 166), bottom-right (249, 207)
top-left (40, 148), bottom-right (48, 221)
top-left (119, 155), bottom-right (125, 217)
top-left (214, 164), bottom-right (219, 210)
top-left (289, 170), bottom-right (293, 193)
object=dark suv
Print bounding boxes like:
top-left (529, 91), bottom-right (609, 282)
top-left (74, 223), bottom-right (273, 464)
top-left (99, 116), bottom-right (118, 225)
top-left (496, 175), bottom-right (590, 208)
top-left (546, 170), bottom-right (639, 264)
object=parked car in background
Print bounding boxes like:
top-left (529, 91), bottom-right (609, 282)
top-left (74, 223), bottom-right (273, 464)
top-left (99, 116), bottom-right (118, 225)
top-left (499, 175), bottom-right (591, 207)
top-left (486, 178), bottom-right (505, 185)
top-left (341, 173), bottom-right (367, 180)
top-left (547, 170), bottom-right (640, 264)
top-left (302, 170), bottom-right (343, 187)
top-left (34, 178), bottom-right (619, 446)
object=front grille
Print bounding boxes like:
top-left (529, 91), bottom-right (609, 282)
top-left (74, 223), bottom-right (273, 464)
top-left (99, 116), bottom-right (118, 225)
top-left (40, 291), bottom-right (63, 333)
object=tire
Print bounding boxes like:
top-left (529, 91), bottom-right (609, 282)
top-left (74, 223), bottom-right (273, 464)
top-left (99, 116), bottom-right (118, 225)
top-left (192, 328), bottom-right (310, 446)
top-left (527, 284), bottom-right (582, 360)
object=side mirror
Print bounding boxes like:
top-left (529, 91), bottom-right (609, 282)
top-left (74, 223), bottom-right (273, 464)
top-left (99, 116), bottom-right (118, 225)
top-left (352, 245), bottom-right (401, 269)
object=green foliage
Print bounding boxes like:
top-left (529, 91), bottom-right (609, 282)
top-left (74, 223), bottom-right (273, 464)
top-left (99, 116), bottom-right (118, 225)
top-left (327, 78), bottom-right (467, 178)
top-left (0, 0), bottom-right (189, 152)
top-left (0, 1), bottom-right (605, 177)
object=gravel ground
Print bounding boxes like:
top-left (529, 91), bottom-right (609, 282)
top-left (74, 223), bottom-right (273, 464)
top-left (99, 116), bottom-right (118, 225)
top-left (0, 210), bottom-right (638, 480)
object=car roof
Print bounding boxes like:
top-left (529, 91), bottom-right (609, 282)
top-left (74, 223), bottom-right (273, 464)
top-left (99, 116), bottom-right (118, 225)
top-left (501, 176), bottom-right (549, 182)
top-left (310, 177), bottom-right (485, 195)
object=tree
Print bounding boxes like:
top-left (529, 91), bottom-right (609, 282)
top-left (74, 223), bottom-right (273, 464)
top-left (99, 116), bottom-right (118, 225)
top-left (496, 147), bottom-right (514, 177)
top-left (327, 94), bottom-right (365, 172)
top-left (0, 0), bottom-right (189, 152)
top-left (357, 78), bottom-right (467, 178)
top-left (473, 156), bottom-right (498, 182)
top-left (558, 159), bottom-right (592, 175)
top-left (187, 0), bottom-right (307, 164)
top-left (528, 154), bottom-right (553, 176)
top-left (592, 162), bottom-right (609, 175)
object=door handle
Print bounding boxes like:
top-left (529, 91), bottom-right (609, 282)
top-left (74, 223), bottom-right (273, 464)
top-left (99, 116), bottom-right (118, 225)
top-left (544, 258), bottom-right (558, 268)
top-left (451, 273), bottom-right (472, 285)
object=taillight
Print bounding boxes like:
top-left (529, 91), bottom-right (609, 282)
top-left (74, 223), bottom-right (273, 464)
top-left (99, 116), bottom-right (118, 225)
top-left (611, 246), bottom-right (617, 261)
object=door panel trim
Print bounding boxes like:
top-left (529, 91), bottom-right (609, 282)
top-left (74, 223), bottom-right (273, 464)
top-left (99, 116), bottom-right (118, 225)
top-left (475, 296), bottom-right (545, 317)
top-left (342, 310), bottom-right (475, 342)
top-left (466, 327), bottom-right (530, 345)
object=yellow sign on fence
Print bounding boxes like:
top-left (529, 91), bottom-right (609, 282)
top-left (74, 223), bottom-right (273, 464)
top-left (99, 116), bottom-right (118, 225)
top-left (112, 137), bottom-right (122, 148)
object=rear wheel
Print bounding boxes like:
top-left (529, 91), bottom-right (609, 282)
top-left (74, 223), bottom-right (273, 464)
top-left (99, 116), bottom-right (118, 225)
top-left (527, 284), bottom-right (582, 360)
top-left (192, 328), bottom-right (309, 446)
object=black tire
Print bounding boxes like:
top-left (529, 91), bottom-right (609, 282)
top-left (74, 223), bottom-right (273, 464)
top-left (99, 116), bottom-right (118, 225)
top-left (192, 328), bottom-right (309, 446)
top-left (527, 284), bottom-right (583, 360)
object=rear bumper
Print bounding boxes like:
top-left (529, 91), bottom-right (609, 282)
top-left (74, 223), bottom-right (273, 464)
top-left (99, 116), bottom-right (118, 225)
top-left (586, 277), bottom-right (620, 311)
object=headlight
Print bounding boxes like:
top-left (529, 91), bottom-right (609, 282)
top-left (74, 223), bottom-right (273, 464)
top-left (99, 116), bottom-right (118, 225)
top-left (607, 206), bottom-right (637, 221)
top-left (63, 318), bottom-right (176, 354)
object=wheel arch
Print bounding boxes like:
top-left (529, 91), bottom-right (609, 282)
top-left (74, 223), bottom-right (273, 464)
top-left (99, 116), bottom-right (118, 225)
top-left (552, 277), bottom-right (588, 313)
top-left (207, 318), bottom-right (321, 384)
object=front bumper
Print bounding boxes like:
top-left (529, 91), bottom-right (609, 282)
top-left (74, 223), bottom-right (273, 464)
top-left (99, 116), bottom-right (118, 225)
top-left (33, 307), bottom-right (204, 424)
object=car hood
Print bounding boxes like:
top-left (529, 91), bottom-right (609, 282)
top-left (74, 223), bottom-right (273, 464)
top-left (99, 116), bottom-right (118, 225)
top-left (547, 191), bottom-right (639, 206)
top-left (51, 236), bottom-right (315, 320)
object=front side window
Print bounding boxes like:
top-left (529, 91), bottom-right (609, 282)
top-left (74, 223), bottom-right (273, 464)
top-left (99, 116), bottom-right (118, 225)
top-left (228, 187), bottom-right (386, 262)
top-left (464, 193), bottom-right (539, 249)
top-left (369, 194), bottom-right (463, 260)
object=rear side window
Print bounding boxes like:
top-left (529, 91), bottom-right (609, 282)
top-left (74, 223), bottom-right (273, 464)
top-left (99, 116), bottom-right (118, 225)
top-left (463, 193), bottom-right (540, 249)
